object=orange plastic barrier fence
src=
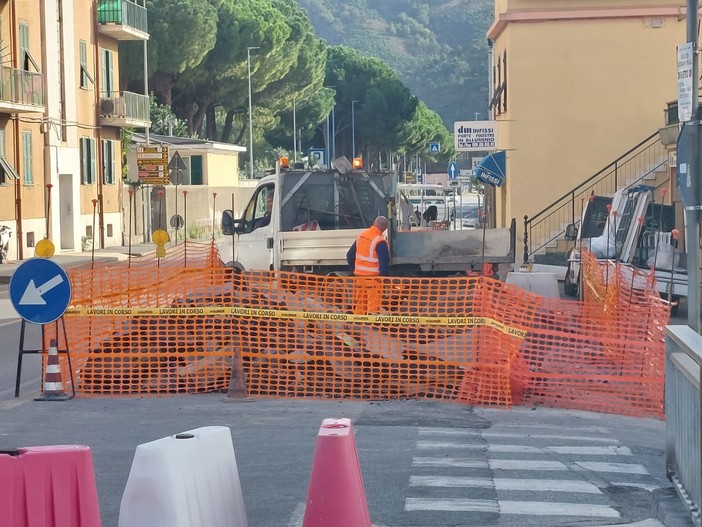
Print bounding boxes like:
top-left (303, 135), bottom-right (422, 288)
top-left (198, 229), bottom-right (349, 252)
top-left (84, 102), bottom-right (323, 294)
top-left (56, 244), bottom-right (668, 418)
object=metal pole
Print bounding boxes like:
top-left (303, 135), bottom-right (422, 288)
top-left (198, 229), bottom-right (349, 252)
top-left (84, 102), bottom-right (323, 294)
top-left (331, 105), bottom-right (336, 163)
top-left (143, 40), bottom-right (150, 146)
top-left (352, 100), bottom-right (358, 157)
top-left (247, 46), bottom-right (260, 179)
top-left (686, 0), bottom-right (701, 332)
top-left (292, 97), bottom-right (297, 164)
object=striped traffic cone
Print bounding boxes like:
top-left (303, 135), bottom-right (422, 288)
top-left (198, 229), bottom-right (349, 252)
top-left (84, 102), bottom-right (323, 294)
top-left (35, 339), bottom-right (69, 401)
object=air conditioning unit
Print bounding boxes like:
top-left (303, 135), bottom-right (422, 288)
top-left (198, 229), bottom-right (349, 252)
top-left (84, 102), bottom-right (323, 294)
top-left (100, 98), bottom-right (114, 115)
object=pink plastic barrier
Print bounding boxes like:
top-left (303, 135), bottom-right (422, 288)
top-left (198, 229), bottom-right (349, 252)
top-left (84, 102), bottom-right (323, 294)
top-left (0, 445), bottom-right (101, 527)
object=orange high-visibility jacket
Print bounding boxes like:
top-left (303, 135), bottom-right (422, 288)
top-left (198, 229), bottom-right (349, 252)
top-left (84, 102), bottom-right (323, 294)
top-left (354, 225), bottom-right (386, 276)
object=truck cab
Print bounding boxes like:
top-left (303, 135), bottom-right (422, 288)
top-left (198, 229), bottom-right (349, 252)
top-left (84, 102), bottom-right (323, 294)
top-left (220, 166), bottom-right (390, 273)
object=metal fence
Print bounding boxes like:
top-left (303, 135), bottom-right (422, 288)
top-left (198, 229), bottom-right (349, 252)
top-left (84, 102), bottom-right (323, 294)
top-left (666, 325), bottom-right (702, 526)
top-left (0, 66), bottom-right (44, 107)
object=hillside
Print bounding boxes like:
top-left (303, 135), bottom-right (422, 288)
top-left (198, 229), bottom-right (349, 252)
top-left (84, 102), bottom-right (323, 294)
top-left (296, 0), bottom-right (493, 127)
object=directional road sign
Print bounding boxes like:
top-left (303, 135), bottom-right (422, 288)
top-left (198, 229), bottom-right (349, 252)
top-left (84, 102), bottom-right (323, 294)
top-left (138, 145), bottom-right (170, 185)
top-left (429, 142), bottom-right (440, 154)
top-left (9, 258), bottom-right (72, 324)
top-left (447, 160), bottom-right (458, 180)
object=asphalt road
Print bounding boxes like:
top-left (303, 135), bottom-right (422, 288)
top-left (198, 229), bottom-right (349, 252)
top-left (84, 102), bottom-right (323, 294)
top-left (0, 281), bottom-right (694, 527)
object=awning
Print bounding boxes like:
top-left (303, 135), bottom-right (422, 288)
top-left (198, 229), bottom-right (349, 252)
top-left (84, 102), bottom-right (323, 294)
top-left (0, 156), bottom-right (19, 180)
top-left (475, 150), bottom-right (506, 187)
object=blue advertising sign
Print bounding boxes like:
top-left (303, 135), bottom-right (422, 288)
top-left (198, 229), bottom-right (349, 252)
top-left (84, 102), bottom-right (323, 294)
top-left (9, 259), bottom-right (72, 324)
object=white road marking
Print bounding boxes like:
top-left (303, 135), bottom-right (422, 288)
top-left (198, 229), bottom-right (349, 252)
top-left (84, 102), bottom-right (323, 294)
top-left (412, 457), bottom-right (488, 468)
top-left (413, 458), bottom-right (571, 470)
top-left (286, 502), bottom-right (305, 527)
top-left (611, 482), bottom-right (660, 492)
top-left (499, 501), bottom-right (620, 517)
top-left (405, 498), bottom-right (619, 517)
top-left (410, 476), bottom-right (602, 494)
top-left (575, 461), bottom-right (649, 475)
top-left (417, 440), bottom-right (541, 453)
top-left (418, 428), bottom-right (619, 444)
top-left (545, 445), bottom-right (632, 456)
top-left (406, 498), bottom-right (497, 513)
top-left (489, 459), bottom-right (569, 471)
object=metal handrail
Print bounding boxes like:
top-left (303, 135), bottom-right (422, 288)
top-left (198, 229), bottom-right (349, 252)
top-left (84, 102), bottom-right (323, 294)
top-left (523, 131), bottom-right (666, 261)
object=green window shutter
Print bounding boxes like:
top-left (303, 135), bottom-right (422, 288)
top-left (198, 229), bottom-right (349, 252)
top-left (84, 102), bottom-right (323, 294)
top-left (103, 139), bottom-right (114, 184)
top-left (81, 138), bottom-right (89, 184)
top-left (22, 131), bottom-right (31, 184)
top-left (80, 40), bottom-right (87, 88)
top-left (190, 155), bottom-right (203, 185)
top-left (101, 49), bottom-right (113, 94)
top-left (19, 24), bottom-right (28, 67)
top-left (89, 138), bottom-right (96, 184)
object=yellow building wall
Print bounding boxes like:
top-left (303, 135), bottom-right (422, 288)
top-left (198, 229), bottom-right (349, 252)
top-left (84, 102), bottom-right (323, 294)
top-left (205, 153), bottom-right (241, 186)
top-left (491, 7), bottom-right (683, 233)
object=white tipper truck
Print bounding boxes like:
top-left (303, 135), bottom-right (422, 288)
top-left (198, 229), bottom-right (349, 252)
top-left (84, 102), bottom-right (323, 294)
top-left (219, 159), bottom-right (516, 276)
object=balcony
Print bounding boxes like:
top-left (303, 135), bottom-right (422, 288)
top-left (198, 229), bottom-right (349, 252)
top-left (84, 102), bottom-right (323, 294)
top-left (100, 91), bottom-right (150, 129)
top-left (97, 0), bottom-right (149, 41)
top-left (0, 66), bottom-right (45, 113)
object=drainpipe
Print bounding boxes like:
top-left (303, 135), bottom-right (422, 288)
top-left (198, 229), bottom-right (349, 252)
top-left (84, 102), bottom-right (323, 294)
top-left (40, 0), bottom-right (52, 242)
top-left (11, 0), bottom-right (22, 260)
top-left (93, 0), bottom-right (104, 248)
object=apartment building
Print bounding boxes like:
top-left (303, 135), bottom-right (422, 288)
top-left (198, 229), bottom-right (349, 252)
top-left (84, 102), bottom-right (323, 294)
top-left (0, 0), bottom-right (149, 261)
top-left (487, 0), bottom-right (685, 234)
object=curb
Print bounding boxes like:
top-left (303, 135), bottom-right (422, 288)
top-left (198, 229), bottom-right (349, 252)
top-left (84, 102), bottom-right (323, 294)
top-left (652, 487), bottom-right (696, 527)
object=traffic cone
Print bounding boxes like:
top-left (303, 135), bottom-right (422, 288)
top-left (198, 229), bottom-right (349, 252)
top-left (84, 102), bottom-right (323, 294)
top-left (35, 339), bottom-right (69, 401)
top-left (223, 348), bottom-right (254, 403)
top-left (302, 418), bottom-right (375, 527)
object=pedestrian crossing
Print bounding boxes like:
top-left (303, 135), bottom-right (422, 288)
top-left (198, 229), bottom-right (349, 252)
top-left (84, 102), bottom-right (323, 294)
top-left (404, 423), bottom-right (658, 523)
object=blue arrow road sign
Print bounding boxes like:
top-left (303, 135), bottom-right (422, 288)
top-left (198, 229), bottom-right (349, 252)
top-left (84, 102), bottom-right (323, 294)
top-left (448, 161), bottom-right (459, 180)
top-left (9, 258), bottom-right (72, 324)
top-left (429, 142), bottom-right (440, 153)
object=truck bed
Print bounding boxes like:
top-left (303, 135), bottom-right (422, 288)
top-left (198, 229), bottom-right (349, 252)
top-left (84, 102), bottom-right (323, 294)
top-left (279, 229), bottom-right (362, 268)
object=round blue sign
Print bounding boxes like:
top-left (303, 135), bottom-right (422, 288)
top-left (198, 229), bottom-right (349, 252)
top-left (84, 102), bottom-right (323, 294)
top-left (9, 259), bottom-right (72, 324)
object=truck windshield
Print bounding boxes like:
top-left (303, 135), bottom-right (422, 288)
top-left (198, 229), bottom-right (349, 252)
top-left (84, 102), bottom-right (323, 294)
top-left (280, 172), bottom-right (387, 231)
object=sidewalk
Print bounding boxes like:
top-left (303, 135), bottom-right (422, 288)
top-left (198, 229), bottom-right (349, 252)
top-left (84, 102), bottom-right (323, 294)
top-left (0, 243), bottom-right (157, 285)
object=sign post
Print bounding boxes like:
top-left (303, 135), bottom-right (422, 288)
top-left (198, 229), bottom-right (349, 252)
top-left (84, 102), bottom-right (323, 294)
top-left (10, 259), bottom-right (75, 398)
top-left (681, 0), bottom-right (701, 332)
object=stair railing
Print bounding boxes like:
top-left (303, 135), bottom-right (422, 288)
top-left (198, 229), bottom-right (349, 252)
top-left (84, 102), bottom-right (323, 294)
top-left (523, 131), bottom-right (668, 262)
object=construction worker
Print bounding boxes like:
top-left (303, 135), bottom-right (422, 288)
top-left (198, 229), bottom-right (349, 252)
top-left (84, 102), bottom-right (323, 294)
top-left (346, 216), bottom-right (390, 314)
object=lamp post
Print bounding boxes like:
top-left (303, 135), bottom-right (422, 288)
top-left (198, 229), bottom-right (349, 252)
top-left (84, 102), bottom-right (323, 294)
top-left (247, 46), bottom-right (260, 179)
top-left (351, 100), bottom-right (360, 157)
top-left (331, 105), bottom-right (336, 163)
top-left (292, 97), bottom-right (298, 164)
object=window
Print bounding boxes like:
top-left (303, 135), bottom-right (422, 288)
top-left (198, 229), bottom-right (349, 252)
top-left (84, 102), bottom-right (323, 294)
top-left (101, 48), bottom-right (114, 95)
top-left (0, 130), bottom-right (17, 186)
top-left (22, 131), bottom-right (32, 184)
top-left (80, 137), bottom-right (96, 184)
top-left (102, 139), bottom-right (115, 184)
top-left (79, 40), bottom-right (93, 89)
top-left (190, 155), bottom-right (203, 185)
top-left (19, 23), bottom-right (39, 72)
top-left (490, 49), bottom-right (508, 116)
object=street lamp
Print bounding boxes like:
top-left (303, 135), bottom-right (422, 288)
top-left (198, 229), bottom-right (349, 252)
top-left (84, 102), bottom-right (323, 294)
top-left (351, 100), bottom-right (360, 157)
top-left (247, 46), bottom-right (260, 179)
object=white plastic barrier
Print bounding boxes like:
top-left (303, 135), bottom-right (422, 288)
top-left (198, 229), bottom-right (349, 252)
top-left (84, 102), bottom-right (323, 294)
top-left (506, 271), bottom-right (560, 298)
top-left (118, 426), bottom-right (248, 527)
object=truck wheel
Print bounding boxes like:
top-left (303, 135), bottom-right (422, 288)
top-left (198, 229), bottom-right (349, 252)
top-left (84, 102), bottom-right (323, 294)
top-left (563, 264), bottom-right (579, 297)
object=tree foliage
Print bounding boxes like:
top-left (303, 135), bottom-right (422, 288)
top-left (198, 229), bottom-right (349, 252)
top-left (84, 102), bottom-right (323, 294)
top-left (125, 0), bottom-right (457, 171)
